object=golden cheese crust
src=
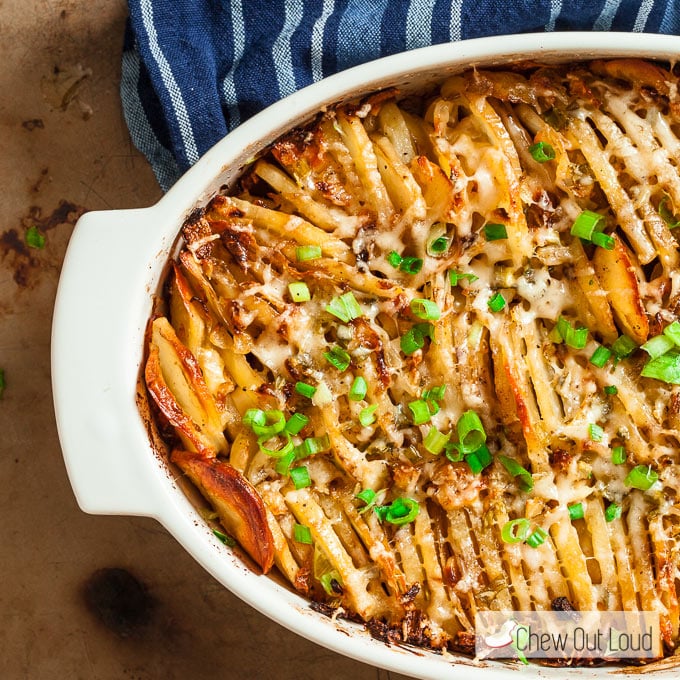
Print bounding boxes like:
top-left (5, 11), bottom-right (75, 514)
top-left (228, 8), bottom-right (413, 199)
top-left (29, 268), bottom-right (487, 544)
top-left (144, 59), bottom-right (680, 664)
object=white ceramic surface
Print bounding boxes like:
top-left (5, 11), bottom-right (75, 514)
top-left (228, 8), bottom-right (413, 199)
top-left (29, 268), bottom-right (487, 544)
top-left (52, 32), bottom-right (680, 679)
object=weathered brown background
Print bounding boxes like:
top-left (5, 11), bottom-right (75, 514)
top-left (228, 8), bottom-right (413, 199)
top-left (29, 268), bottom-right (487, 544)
top-left (0, 2), bottom-right (412, 677)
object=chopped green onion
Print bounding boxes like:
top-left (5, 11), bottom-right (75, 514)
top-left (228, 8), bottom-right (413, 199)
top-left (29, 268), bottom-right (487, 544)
top-left (427, 235), bottom-right (450, 255)
top-left (296, 245), bottom-right (322, 261)
top-left (299, 434), bottom-right (330, 457)
top-left (625, 465), bottom-right (659, 491)
top-left (641, 348), bottom-right (680, 383)
top-left (400, 256), bottom-right (423, 274)
top-left (359, 404), bottom-right (378, 427)
top-left (258, 432), bottom-right (295, 458)
top-left (498, 455), bottom-right (534, 493)
top-left (591, 231), bottom-right (615, 250)
top-left (410, 298), bottom-right (441, 320)
top-left (244, 409), bottom-right (286, 438)
top-left (349, 376), bottom-right (368, 401)
top-left (529, 141), bottom-right (556, 163)
top-left (526, 526), bottom-right (548, 548)
top-left (612, 445), bottom-right (627, 465)
top-left (423, 384), bottom-right (446, 401)
top-left (605, 502), bottom-right (622, 522)
top-left (213, 528), bottom-right (235, 546)
top-left (484, 223), bottom-right (508, 241)
top-left (568, 502), bottom-right (585, 521)
top-left (295, 381), bottom-right (317, 398)
top-left (487, 292), bottom-right (506, 312)
top-left (401, 326), bottom-right (428, 355)
top-left (426, 399), bottom-right (440, 416)
top-left (408, 399), bottom-right (431, 425)
top-left (242, 408), bottom-right (266, 430)
top-left (555, 316), bottom-right (589, 349)
top-left (659, 193), bottom-right (680, 228)
top-left (324, 345), bottom-right (351, 371)
top-left (375, 497), bottom-right (420, 525)
top-left (663, 320), bottom-right (680, 345)
top-left (290, 466), bottom-right (311, 489)
top-left (590, 345), bottom-right (612, 368)
top-left (501, 518), bottom-right (531, 544)
top-left (288, 281), bottom-right (311, 302)
top-left (294, 524), bottom-right (313, 544)
top-left (284, 412), bottom-right (309, 436)
top-left (275, 450), bottom-right (297, 476)
top-left (611, 335), bottom-right (637, 359)
top-left (356, 488), bottom-right (376, 507)
top-left (604, 385), bottom-right (618, 395)
top-left (449, 270), bottom-right (479, 286)
top-left (465, 444), bottom-right (493, 474)
top-left (423, 427), bottom-right (451, 455)
top-left (319, 570), bottom-right (343, 595)
top-left (570, 210), bottom-right (605, 241)
top-left (588, 423), bottom-right (604, 442)
top-left (326, 291), bottom-right (363, 323)
top-left (444, 443), bottom-right (464, 463)
top-left (641, 334), bottom-right (675, 360)
top-left (25, 225), bottom-right (46, 249)
top-left (387, 251), bottom-right (403, 267)
top-left (457, 410), bottom-right (487, 453)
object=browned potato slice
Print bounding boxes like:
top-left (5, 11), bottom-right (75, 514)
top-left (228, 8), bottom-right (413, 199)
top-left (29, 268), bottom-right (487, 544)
top-left (592, 235), bottom-right (649, 344)
top-left (172, 450), bottom-right (275, 573)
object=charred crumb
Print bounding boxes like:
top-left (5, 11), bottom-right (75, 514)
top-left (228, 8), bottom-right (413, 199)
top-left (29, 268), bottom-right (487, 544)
top-left (551, 596), bottom-right (576, 611)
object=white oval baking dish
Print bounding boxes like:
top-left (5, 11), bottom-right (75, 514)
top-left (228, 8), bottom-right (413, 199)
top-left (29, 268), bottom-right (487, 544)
top-left (52, 31), bottom-right (680, 679)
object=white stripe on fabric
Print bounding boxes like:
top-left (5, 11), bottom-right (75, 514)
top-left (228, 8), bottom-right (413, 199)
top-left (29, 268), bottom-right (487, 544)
top-left (545, 0), bottom-right (563, 31)
top-left (593, 0), bottom-right (622, 31)
top-left (272, 0), bottom-right (305, 97)
top-left (633, 0), bottom-right (654, 31)
top-left (336, 0), bottom-right (389, 71)
top-left (406, 0), bottom-right (435, 50)
top-left (221, 0), bottom-right (246, 129)
top-left (120, 48), bottom-right (182, 191)
top-left (139, 0), bottom-right (199, 164)
top-left (449, 0), bottom-right (462, 41)
top-left (311, 0), bottom-right (335, 82)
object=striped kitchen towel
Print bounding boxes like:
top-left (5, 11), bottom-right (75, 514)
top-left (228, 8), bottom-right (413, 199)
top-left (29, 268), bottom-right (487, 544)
top-left (121, 0), bottom-right (680, 191)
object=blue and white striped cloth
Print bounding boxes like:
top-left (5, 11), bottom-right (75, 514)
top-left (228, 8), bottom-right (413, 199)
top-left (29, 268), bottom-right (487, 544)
top-left (122, 0), bottom-right (680, 191)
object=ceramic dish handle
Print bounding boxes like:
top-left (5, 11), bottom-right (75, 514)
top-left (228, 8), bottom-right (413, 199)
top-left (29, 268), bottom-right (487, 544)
top-left (52, 206), bottom-right (175, 518)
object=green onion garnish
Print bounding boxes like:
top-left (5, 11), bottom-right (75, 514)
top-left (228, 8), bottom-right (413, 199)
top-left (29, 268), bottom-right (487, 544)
top-left (284, 412), bottom-right (309, 436)
top-left (25, 225), bottom-right (46, 249)
top-left (290, 466), bottom-right (311, 489)
top-left (625, 465), bottom-right (659, 491)
top-left (324, 345), bottom-right (351, 371)
top-left (641, 348), bottom-right (680, 383)
top-left (605, 502), bottom-right (622, 522)
top-left (457, 410), bottom-right (487, 453)
top-left (590, 345), bottom-right (612, 368)
top-left (359, 404), bottom-right (378, 427)
top-left (465, 444), bottom-right (493, 474)
top-left (529, 141), bottom-right (556, 163)
top-left (498, 455), bottom-right (534, 493)
top-left (526, 527), bottom-right (548, 548)
top-left (356, 488), bottom-right (376, 507)
top-left (275, 450), bottom-right (297, 476)
top-left (294, 523), bottom-right (314, 544)
top-left (484, 223), bottom-right (508, 241)
top-left (295, 381), bottom-right (317, 398)
top-left (555, 316), bottom-right (589, 349)
top-left (299, 434), bottom-right (330, 457)
top-left (604, 385), bottom-right (618, 395)
top-left (449, 270), bottom-right (479, 286)
top-left (659, 193), bottom-right (680, 228)
top-left (258, 432), bottom-right (295, 458)
top-left (243, 408), bottom-right (286, 438)
top-left (428, 236), bottom-right (450, 255)
top-left (288, 281), bottom-right (311, 302)
top-left (588, 423), bottom-right (604, 442)
top-left (326, 291), bottom-right (363, 323)
top-left (387, 251), bottom-right (403, 267)
top-left (592, 232), bottom-right (615, 250)
top-left (611, 335), bottom-right (637, 359)
top-left (296, 245), bottom-right (322, 261)
top-left (444, 443), bottom-right (464, 463)
top-left (568, 502), bottom-right (585, 521)
top-left (423, 427), bottom-right (451, 455)
top-left (213, 528), bottom-right (235, 546)
top-left (663, 320), bottom-right (680, 345)
top-left (319, 571), bottom-right (342, 595)
top-left (374, 497), bottom-right (420, 525)
top-left (641, 334), bottom-right (675, 360)
top-left (401, 324), bottom-right (432, 355)
top-left (400, 256), bottom-right (423, 274)
top-left (423, 385), bottom-right (446, 401)
top-left (501, 518), bottom-right (530, 544)
top-left (349, 376), bottom-right (368, 401)
top-left (570, 210), bottom-right (604, 241)
top-left (612, 446), bottom-right (627, 465)
top-left (487, 292), bottom-right (506, 312)
top-left (410, 298), bottom-right (441, 320)
top-left (408, 399), bottom-right (431, 425)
